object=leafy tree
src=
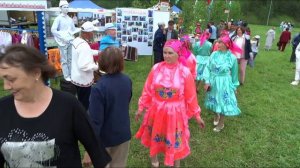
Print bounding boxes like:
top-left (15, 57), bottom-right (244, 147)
top-left (181, 0), bottom-right (242, 34)
top-left (131, 0), bottom-right (157, 8)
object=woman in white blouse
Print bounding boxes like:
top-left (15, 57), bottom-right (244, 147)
top-left (231, 26), bottom-right (252, 85)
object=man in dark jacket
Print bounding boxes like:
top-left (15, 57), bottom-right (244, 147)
top-left (153, 22), bottom-right (166, 64)
top-left (165, 20), bottom-right (178, 41)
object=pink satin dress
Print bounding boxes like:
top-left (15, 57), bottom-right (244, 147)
top-left (136, 62), bottom-right (201, 166)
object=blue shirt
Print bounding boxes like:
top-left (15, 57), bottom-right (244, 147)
top-left (210, 25), bottom-right (217, 40)
top-left (99, 35), bottom-right (120, 51)
top-left (88, 73), bottom-right (132, 147)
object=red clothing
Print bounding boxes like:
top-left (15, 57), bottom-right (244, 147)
top-left (89, 42), bottom-right (100, 61)
top-left (279, 30), bottom-right (291, 43)
top-left (136, 62), bottom-right (201, 166)
top-left (195, 27), bottom-right (201, 34)
top-left (186, 53), bottom-right (197, 79)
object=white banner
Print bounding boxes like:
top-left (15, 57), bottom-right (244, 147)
top-left (116, 8), bottom-right (154, 55)
top-left (0, 0), bottom-right (47, 11)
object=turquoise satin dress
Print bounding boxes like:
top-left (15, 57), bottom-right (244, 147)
top-left (203, 50), bottom-right (241, 116)
top-left (192, 40), bottom-right (212, 81)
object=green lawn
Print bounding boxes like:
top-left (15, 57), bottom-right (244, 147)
top-left (1, 24), bottom-right (300, 167)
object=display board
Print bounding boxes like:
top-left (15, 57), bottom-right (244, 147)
top-left (116, 8), bottom-right (154, 56)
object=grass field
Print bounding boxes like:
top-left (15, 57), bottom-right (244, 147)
top-left (1, 24), bottom-right (300, 167)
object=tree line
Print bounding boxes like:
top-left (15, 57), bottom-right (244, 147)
top-left (51, 0), bottom-right (299, 27)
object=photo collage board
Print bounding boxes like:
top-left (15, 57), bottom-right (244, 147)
top-left (116, 8), bottom-right (154, 55)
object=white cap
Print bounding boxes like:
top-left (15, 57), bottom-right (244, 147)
top-left (105, 23), bottom-right (116, 31)
top-left (59, 0), bottom-right (69, 7)
top-left (254, 35), bottom-right (260, 39)
top-left (81, 21), bottom-right (97, 32)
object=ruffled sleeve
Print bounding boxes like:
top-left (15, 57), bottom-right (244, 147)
top-left (137, 64), bottom-right (158, 113)
top-left (183, 69), bottom-right (201, 119)
top-left (186, 54), bottom-right (197, 79)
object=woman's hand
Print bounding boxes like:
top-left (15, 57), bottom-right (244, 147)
top-left (135, 109), bottom-right (145, 122)
top-left (135, 111), bottom-right (141, 122)
top-left (196, 116), bottom-right (205, 129)
top-left (82, 152), bottom-right (92, 168)
top-left (204, 84), bottom-right (211, 92)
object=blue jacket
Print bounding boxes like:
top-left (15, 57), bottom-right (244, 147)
top-left (100, 35), bottom-right (120, 51)
top-left (89, 73), bottom-right (132, 147)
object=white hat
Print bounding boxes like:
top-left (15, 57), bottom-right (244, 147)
top-left (158, 22), bottom-right (165, 26)
top-left (59, 0), bottom-right (69, 7)
top-left (254, 35), bottom-right (260, 39)
top-left (81, 21), bottom-right (97, 32)
top-left (105, 23), bottom-right (116, 31)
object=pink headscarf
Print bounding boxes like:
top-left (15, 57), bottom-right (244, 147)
top-left (164, 39), bottom-right (187, 64)
top-left (218, 35), bottom-right (243, 57)
top-left (164, 39), bottom-right (182, 54)
top-left (180, 35), bottom-right (192, 59)
top-left (220, 30), bottom-right (229, 37)
top-left (199, 31), bottom-right (211, 46)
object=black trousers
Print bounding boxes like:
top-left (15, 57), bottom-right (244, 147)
top-left (208, 39), bottom-right (216, 44)
top-left (154, 50), bottom-right (164, 64)
top-left (75, 85), bottom-right (91, 111)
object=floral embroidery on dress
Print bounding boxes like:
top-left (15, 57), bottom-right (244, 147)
top-left (174, 130), bottom-right (182, 149)
top-left (223, 91), bottom-right (230, 105)
top-left (147, 119), bottom-right (153, 133)
top-left (155, 87), bottom-right (177, 99)
top-left (208, 96), bottom-right (217, 105)
top-left (152, 129), bottom-right (183, 149)
top-left (213, 66), bottom-right (221, 73)
top-left (154, 134), bottom-right (172, 148)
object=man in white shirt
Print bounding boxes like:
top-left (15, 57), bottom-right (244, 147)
top-left (71, 21), bottom-right (99, 110)
top-left (51, 0), bottom-right (77, 81)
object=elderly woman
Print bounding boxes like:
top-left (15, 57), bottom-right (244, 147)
top-left (203, 36), bottom-right (242, 132)
top-left (83, 47), bottom-right (132, 167)
top-left (135, 39), bottom-right (205, 167)
top-left (0, 45), bottom-right (111, 167)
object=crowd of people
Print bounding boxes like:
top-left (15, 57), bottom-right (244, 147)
top-left (0, 1), bottom-right (299, 167)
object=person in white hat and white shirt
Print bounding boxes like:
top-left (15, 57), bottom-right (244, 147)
top-left (51, 0), bottom-right (78, 82)
top-left (99, 23), bottom-right (120, 51)
top-left (291, 43), bottom-right (300, 85)
top-left (71, 21), bottom-right (99, 110)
